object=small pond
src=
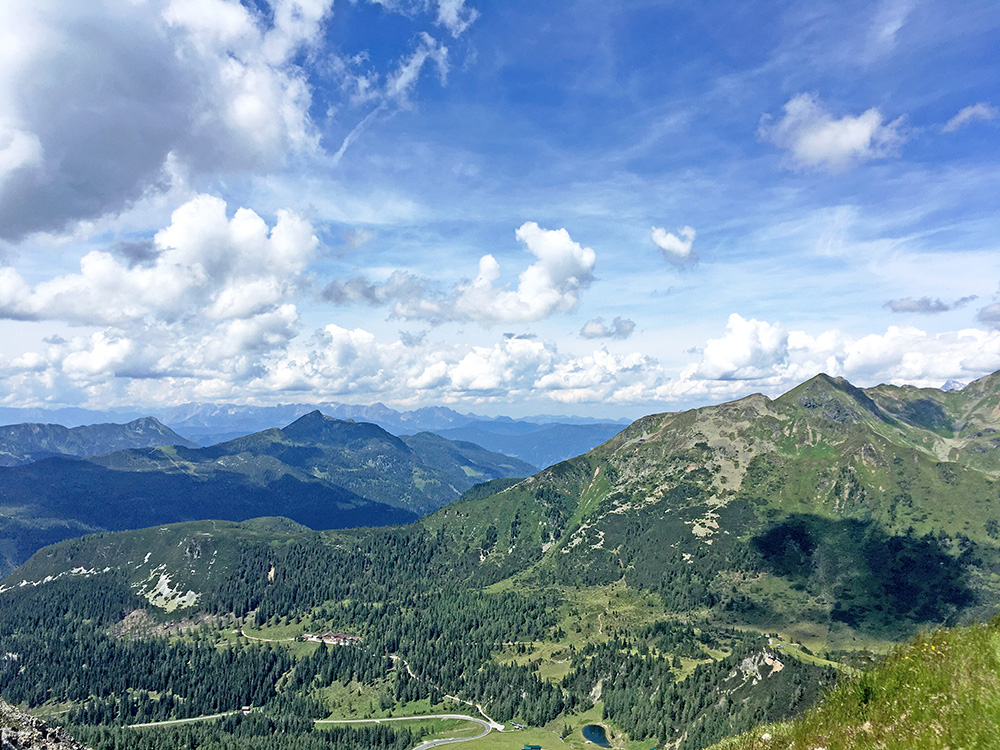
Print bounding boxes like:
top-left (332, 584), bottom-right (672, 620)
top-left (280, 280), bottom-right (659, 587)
top-left (582, 723), bottom-right (612, 747)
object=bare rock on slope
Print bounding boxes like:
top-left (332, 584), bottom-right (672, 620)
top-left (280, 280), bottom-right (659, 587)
top-left (0, 699), bottom-right (89, 750)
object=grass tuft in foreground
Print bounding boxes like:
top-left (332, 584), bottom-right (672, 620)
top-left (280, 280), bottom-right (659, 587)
top-left (713, 615), bottom-right (1000, 750)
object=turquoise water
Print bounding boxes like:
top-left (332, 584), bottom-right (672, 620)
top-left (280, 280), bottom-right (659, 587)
top-left (582, 724), bottom-right (612, 747)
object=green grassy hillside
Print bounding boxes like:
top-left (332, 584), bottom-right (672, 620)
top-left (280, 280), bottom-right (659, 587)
top-left (713, 616), bottom-right (1000, 750)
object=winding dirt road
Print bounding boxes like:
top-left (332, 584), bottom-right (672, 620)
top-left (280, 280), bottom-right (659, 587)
top-left (127, 710), bottom-right (240, 728)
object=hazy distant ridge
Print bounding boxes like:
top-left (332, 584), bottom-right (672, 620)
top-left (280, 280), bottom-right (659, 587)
top-left (0, 417), bottom-right (196, 467)
top-left (0, 401), bottom-right (626, 469)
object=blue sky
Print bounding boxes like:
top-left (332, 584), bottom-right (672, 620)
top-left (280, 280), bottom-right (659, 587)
top-left (0, 0), bottom-right (998, 418)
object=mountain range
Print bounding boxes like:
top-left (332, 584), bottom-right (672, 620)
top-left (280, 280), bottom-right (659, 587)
top-left (38, 369), bottom-right (991, 644)
top-left (0, 410), bottom-right (535, 576)
top-left (0, 401), bottom-right (625, 469)
top-left (432, 420), bottom-right (624, 469)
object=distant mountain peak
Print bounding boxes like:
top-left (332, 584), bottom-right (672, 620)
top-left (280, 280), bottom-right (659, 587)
top-left (281, 410), bottom-right (410, 451)
top-left (778, 372), bottom-right (886, 425)
top-left (0, 417), bottom-right (196, 467)
top-left (949, 369), bottom-right (1000, 400)
top-left (282, 410), bottom-right (340, 435)
top-left (124, 416), bottom-right (170, 430)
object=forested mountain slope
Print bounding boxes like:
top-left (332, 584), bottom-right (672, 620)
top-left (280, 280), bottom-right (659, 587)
top-left (2, 515), bottom-right (837, 750)
top-left (167, 410), bottom-right (536, 515)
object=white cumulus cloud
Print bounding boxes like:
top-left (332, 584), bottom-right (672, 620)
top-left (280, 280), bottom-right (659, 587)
top-left (535, 348), bottom-right (658, 404)
top-left (0, 0), bottom-right (457, 240)
top-left (252, 329), bottom-right (661, 407)
top-left (0, 0), bottom-right (328, 240)
top-left (453, 222), bottom-right (596, 324)
top-left (760, 93), bottom-right (906, 172)
top-left (0, 193), bottom-right (319, 405)
top-left (671, 315), bottom-right (1000, 402)
top-left (580, 316), bottom-right (635, 340)
top-left (0, 194), bottom-right (316, 327)
top-left (325, 221), bottom-right (597, 325)
top-left (651, 225), bottom-right (696, 262)
top-left (691, 314), bottom-right (789, 381)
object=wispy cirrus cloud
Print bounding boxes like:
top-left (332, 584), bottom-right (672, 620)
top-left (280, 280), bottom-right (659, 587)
top-left (329, 31), bottom-right (450, 165)
top-left (364, 0), bottom-right (479, 37)
top-left (435, 0), bottom-right (479, 37)
top-left (884, 295), bottom-right (977, 314)
top-left (864, 0), bottom-right (913, 59)
top-left (943, 102), bottom-right (998, 133)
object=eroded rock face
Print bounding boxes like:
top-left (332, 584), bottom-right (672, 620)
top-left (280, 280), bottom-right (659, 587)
top-left (0, 699), bottom-right (89, 750)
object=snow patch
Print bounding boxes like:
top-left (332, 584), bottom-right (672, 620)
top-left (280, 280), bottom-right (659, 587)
top-left (0, 566), bottom-right (105, 594)
top-left (137, 567), bottom-right (200, 612)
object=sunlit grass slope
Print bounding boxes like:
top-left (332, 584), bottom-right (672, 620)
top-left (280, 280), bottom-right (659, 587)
top-left (713, 615), bottom-right (1000, 750)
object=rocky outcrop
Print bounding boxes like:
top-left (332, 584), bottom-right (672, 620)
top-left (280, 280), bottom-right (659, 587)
top-left (0, 699), bottom-right (89, 750)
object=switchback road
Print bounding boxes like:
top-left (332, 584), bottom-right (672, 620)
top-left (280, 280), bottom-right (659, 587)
top-left (314, 713), bottom-right (495, 749)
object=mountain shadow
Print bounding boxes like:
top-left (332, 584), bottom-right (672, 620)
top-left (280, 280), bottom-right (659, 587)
top-left (752, 514), bottom-right (974, 636)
